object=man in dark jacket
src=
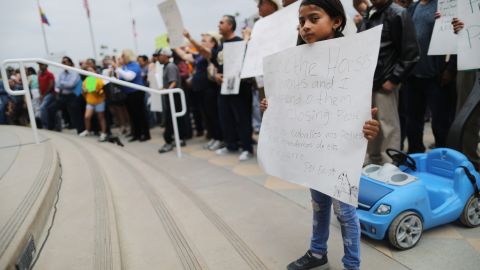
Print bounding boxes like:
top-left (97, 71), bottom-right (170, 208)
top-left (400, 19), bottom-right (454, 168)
top-left (359, 0), bottom-right (419, 164)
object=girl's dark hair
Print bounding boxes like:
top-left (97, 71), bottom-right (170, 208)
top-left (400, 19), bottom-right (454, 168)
top-left (297, 0), bottom-right (347, 45)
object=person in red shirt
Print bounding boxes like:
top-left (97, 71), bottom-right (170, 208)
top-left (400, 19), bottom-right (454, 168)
top-left (38, 63), bottom-right (55, 129)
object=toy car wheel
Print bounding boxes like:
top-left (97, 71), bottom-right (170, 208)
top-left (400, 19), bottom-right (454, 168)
top-left (388, 211), bottom-right (423, 250)
top-left (460, 196), bottom-right (480, 228)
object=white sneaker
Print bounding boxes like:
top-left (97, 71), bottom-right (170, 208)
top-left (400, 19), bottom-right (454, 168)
top-left (204, 139), bottom-right (215, 149)
top-left (208, 140), bottom-right (223, 151)
top-left (215, 147), bottom-right (230, 156)
top-left (99, 133), bottom-right (108, 142)
top-left (79, 130), bottom-right (90, 137)
top-left (239, 151), bottom-right (253, 161)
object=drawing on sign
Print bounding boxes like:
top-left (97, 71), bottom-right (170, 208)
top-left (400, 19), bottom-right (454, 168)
top-left (333, 172), bottom-right (359, 203)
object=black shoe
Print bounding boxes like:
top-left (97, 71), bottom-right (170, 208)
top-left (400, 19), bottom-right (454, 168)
top-left (287, 250), bottom-right (329, 270)
top-left (139, 135), bottom-right (151, 142)
top-left (181, 140), bottom-right (186, 147)
top-left (128, 137), bottom-right (139, 142)
top-left (158, 143), bottom-right (173, 153)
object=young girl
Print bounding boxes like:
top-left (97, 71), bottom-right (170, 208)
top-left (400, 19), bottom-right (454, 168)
top-left (262, 1), bottom-right (380, 269)
top-left (79, 66), bottom-right (108, 142)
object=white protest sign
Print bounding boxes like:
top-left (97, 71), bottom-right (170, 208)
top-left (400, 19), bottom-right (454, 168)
top-left (429, 0), bottom-right (458, 55)
top-left (457, 0), bottom-right (480, 70)
top-left (241, 1), bottom-right (301, 79)
top-left (221, 41), bottom-right (247, 95)
top-left (258, 26), bottom-right (383, 206)
top-left (158, 0), bottom-right (185, 49)
top-left (149, 62), bottom-right (164, 112)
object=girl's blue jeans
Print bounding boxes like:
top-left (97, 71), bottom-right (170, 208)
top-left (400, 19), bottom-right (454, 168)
top-left (310, 189), bottom-right (361, 270)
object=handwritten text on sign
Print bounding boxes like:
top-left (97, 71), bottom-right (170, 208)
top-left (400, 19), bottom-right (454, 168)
top-left (458, 0), bottom-right (480, 70)
top-left (429, 0), bottom-right (457, 55)
top-left (258, 26), bottom-right (383, 206)
top-left (157, 0), bottom-right (185, 49)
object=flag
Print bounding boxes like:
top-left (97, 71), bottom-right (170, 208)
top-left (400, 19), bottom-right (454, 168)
top-left (132, 19), bottom-right (137, 37)
top-left (39, 7), bottom-right (50, 26)
top-left (84, 0), bottom-right (90, 18)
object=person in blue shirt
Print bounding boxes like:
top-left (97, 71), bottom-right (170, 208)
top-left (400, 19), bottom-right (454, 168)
top-left (113, 49), bottom-right (151, 142)
top-left (46, 56), bottom-right (84, 133)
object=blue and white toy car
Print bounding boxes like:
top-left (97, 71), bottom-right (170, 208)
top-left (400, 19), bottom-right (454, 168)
top-left (357, 148), bottom-right (480, 250)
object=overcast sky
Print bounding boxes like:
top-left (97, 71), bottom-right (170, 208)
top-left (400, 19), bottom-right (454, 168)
top-left (0, 0), bottom-right (259, 65)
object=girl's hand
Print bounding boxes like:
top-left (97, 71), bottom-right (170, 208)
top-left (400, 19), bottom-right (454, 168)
top-left (435, 11), bottom-right (441, 19)
top-left (260, 98), bottom-right (268, 112)
top-left (183, 30), bottom-right (191, 40)
top-left (452, 17), bottom-right (464, 34)
top-left (363, 108), bottom-right (379, 141)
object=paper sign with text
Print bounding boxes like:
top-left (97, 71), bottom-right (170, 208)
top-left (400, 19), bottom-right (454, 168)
top-left (148, 62), bottom-right (164, 112)
top-left (429, 0), bottom-right (458, 55)
top-left (241, 1), bottom-right (300, 79)
top-left (158, 0), bottom-right (185, 49)
top-left (221, 41), bottom-right (247, 95)
top-left (258, 26), bottom-right (383, 206)
top-left (458, 0), bottom-right (480, 70)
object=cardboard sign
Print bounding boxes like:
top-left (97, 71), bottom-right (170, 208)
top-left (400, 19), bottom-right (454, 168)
top-left (457, 0), bottom-right (480, 70)
top-left (221, 41), bottom-right (247, 95)
top-left (258, 26), bottom-right (383, 206)
top-left (158, 0), bottom-right (185, 48)
top-left (428, 0), bottom-right (458, 55)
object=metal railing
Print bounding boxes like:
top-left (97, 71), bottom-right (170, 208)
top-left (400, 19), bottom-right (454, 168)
top-left (1, 58), bottom-right (187, 158)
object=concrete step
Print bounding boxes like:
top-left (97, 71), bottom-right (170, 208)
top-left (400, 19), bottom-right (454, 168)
top-left (0, 126), bottom-right (61, 270)
top-left (1, 126), bottom-right (411, 270)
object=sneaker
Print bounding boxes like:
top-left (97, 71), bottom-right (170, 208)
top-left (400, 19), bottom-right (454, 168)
top-left (239, 151), bottom-right (253, 161)
top-left (287, 250), bottom-right (329, 270)
top-left (204, 139), bottom-right (215, 149)
top-left (158, 143), bottom-right (174, 154)
top-left (99, 133), bottom-right (108, 142)
top-left (208, 140), bottom-right (223, 151)
top-left (215, 147), bottom-right (230, 156)
top-left (79, 130), bottom-right (90, 137)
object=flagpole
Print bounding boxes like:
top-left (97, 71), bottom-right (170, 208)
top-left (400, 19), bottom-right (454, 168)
top-left (129, 0), bottom-right (139, 53)
top-left (87, 16), bottom-right (98, 59)
top-left (84, 0), bottom-right (98, 59)
top-left (37, 0), bottom-right (50, 56)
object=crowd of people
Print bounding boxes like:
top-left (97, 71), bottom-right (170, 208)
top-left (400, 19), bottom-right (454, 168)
top-left (0, 0), bottom-right (478, 269)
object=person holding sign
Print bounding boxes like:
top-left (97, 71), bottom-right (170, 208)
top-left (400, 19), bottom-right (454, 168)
top-left (262, 1), bottom-right (380, 269)
top-left (215, 15), bottom-right (255, 161)
top-left (174, 30), bottom-right (224, 151)
top-left (79, 66), bottom-right (108, 142)
top-left (359, 0), bottom-right (419, 165)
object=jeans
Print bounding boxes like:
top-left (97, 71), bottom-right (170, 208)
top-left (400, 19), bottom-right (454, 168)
top-left (40, 93), bottom-right (55, 129)
top-left (310, 189), bottom-right (360, 270)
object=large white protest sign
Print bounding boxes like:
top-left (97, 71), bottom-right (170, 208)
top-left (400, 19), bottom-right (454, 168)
top-left (258, 26), bottom-right (382, 206)
top-left (221, 41), bottom-right (247, 95)
top-left (458, 0), bottom-right (480, 70)
top-left (241, 1), bottom-right (301, 79)
top-left (429, 0), bottom-right (458, 55)
top-left (158, 0), bottom-right (185, 49)
top-left (148, 62), bottom-right (164, 112)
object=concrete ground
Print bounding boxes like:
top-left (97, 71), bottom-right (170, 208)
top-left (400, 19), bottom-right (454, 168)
top-left (1, 123), bottom-right (479, 270)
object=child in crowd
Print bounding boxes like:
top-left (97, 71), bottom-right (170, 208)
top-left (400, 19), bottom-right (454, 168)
top-left (261, 0), bottom-right (380, 269)
top-left (79, 66), bottom-right (108, 142)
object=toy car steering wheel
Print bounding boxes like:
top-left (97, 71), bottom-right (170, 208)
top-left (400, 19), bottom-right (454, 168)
top-left (386, 149), bottom-right (417, 171)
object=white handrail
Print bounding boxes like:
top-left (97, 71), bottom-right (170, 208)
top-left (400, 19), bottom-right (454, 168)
top-left (1, 58), bottom-right (187, 158)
